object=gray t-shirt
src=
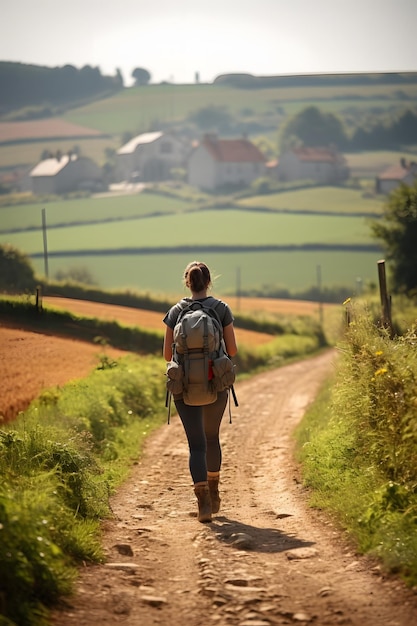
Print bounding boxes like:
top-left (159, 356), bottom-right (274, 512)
top-left (163, 296), bottom-right (234, 330)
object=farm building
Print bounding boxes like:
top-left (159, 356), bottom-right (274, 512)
top-left (188, 134), bottom-right (266, 190)
top-left (375, 158), bottom-right (417, 194)
top-left (30, 153), bottom-right (103, 195)
top-left (116, 131), bottom-right (187, 182)
top-left (277, 147), bottom-right (349, 184)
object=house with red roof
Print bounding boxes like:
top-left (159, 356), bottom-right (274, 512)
top-left (375, 158), bottom-right (417, 194)
top-left (188, 134), bottom-right (266, 190)
top-left (277, 147), bottom-right (349, 183)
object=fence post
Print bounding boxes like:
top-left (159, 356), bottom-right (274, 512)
top-left (35, 285), bottom-right (43, 313)
top-left (377, 259), bottom-right (393, 337)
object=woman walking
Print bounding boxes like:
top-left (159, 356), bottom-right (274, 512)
top-left (163, 261), bottom-right (238, 523)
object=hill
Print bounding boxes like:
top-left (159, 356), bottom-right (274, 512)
top-left (1, 64), bottom-right (417, 168)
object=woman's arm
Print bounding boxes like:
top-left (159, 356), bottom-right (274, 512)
top-left (163, 325), bottom-right (174, 361)
top-left (223, 322), bottom-right (238, 357)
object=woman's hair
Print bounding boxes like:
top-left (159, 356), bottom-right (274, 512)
top-left (183, 261), bottom-right (211, 293)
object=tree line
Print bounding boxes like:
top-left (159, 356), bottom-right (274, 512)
top-left (280, 106), bottom-right (417, 152)
top-left (0, 62), bottom-right (124, 116)
top-left (213, 71), bottom-right (417, 89)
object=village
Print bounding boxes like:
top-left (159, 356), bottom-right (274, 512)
top-left (5, 128), bottom-right (416, 197)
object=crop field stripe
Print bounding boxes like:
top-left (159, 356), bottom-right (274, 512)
top-left (29, 249), bottom-right (383, 293)
top-left (29, 243), bottom-right (381, 258)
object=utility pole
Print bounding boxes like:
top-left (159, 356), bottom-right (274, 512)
top-left (236, 267), bottom-right (241, 312)
top-left (42, 208), bottom-right (49, 280)
top-left (317, 264), bottom-right (323, 327)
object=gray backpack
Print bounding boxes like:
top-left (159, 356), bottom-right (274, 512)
top-left (165, 298), bottom-right (236, 412)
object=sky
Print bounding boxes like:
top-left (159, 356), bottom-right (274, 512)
top-left (1, 0), bottom-right (417, 85)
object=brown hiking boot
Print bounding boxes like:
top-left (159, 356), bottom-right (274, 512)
top-left (208, 477), bottom-right (221, 514)
top-left (194, 483), bottom-right (212, 523)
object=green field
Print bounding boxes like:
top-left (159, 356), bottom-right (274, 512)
top-left (238, 186), bottom-right (383, 215)
top-left (0, 185), bottom-right (382, 233)
top-left (62, 83), bottom-right (417, 136)
top-left (28, 249), bottom-right (382, 297)
top-left (3, 78), bottom-right (417, 175)
top-left (0, 186), bottom-right (384, 295)
top-left (1, 208), bottom-right (375, 254)
top-left (0, 193), bottom-right (188, 231)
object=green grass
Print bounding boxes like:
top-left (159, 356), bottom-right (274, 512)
top-left (0, 192), bottom-right (187, 231)
top-left (62, 83), bottom-right (417, 136)
top-left (0, 354), bottom-right (167, 625)
top-left (0, 209), bottom-right (375, 255)
top-left (26, 249), bottom-right (382, 295)
top-left (295, 302), bottom-right (417, 585)
top-left (238, 186), bottom-right (384, 215)
top-left (0, 186), bottom-right (384, 295)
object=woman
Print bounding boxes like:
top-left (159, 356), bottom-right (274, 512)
top-left (163, 261), bottom-right (238, 523)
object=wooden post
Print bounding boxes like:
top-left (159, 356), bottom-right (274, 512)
top-left (377, 259), bottom-right (393, 337)
top-left (35, 285), bottom-right (42, 312)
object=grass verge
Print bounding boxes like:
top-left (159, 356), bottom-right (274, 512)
top-left (0, 354), bottom-right (166, 625)
top-left (294, 303), bottom-right (417, 587)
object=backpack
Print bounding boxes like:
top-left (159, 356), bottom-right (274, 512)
top-left (165, 297), bottom-right (236, 411)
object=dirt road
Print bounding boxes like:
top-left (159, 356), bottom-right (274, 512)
top-left (51, 350), bottom-right (417, 626)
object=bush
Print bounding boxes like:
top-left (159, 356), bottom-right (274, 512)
top-left (0, 244), bottom-right (37, 292)
top-left (0, 354), bottom-right (167, 624)
top-left (296, 302), bottom-right (417, 585)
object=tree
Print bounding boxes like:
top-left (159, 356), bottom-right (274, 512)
top-left (188, 105), bottom-right (232, 132)
top-left (0, 244), bottom-right (37, 292)
top-left (371, 181), bottom-right (417, 295)
top-left (54, 266), bottom-right (98, 285)
top-left (132, 67), bottom-right (151, 86)
top-left (280, 106), bottom-right (348, 151)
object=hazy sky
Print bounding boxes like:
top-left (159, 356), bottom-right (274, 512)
top-left (2, 0), bottom-right (416, 85)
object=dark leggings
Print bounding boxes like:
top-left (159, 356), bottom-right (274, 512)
top-left (174, 390), bottom-right (229, 484)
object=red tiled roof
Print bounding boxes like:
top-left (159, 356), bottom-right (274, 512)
top-left (292, 147), bottom-right (341, 163)
top-left (378, 164), bottom-right (411, 181)
top-left (202, 137), bottom-right (266, 163)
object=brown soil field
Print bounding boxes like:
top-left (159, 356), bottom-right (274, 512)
top-left (0, 294), bottom-right (277, 422)
top-left (1, 295), bottom-right (337, 423)
top-left (225, 295), bottom-right (338, 317)
top-left (0, 119), bottom-right (105, 144)
top-left (0, 325), bottom-right (129, 423)
top-left (42, 296), bottom-right (278, 347)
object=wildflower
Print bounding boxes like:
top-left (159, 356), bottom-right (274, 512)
top-left (375, 350), bottom-right (383, 356)
top-left (375, 368), bottom-right (388, 377)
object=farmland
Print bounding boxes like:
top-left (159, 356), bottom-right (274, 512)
top-left (2, 76), bottom-right (414, 297)
top-left (2, 78), bottom-right (417, 174)
top-left (1, 210), bottom-right (375, 252)
top-left (0, 186), bottom-right (383, 295)
top-left (61, 82), bottom-right (417, 136)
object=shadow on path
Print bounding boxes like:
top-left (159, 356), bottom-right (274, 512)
top-left (208, 516), bottom-right (316, 554)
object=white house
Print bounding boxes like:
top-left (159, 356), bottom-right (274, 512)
top-left (375, 158), bottom-right (417, 195)
top-left (116, 131), bottom-right (187, 182)
top-left (188, 134), bottom-right (266, 190)
top-left (30, 154), bottom-right (103, 195)
top-left (277, 147), bottom-right (349, 183)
